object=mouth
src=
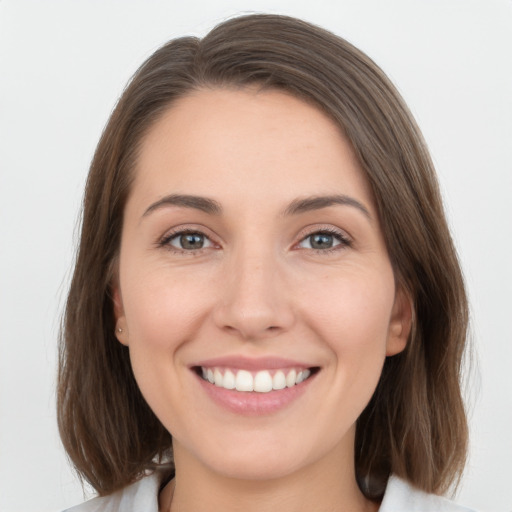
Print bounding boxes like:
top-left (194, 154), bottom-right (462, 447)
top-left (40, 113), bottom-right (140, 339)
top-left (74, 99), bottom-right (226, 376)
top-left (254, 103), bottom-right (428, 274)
top-left (191, 356), bottom-right (321, 415)
top-left (193, 366), bottom-right (320, 393)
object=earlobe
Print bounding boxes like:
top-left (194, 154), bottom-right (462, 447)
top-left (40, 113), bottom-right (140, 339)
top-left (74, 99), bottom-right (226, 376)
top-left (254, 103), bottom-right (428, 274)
top-left (112, 284), bottom-right (129, 346)
top-left (386, 286), bottom-right (413, 356)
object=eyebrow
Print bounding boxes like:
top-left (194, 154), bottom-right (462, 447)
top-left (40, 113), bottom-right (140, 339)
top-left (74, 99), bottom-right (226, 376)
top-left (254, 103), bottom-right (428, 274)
top-left (143, 194), bottom-right (222, 217)
top-left (282, 195), bottom-right (372, 220)
top-left (142, 193), bottom-right (371, 220)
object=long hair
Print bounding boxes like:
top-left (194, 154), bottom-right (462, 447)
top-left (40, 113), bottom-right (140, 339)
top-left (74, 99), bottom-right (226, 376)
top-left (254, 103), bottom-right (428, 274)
top-left (58, 13), bottom-right (468, 498)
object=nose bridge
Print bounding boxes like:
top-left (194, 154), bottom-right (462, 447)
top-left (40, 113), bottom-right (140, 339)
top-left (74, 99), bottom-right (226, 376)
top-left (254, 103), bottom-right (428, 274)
top-left (214, 238), bottom-right (294, 339)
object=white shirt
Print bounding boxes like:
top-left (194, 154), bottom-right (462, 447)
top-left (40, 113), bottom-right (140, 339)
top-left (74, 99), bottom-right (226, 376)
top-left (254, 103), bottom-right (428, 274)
top-left (64, 472), bottom-right (477, 512)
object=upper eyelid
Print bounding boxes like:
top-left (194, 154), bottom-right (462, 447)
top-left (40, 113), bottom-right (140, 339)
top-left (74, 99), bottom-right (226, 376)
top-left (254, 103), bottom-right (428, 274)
top-left (159, 224), bottom-right (220, 244)
top-left (295, 224), bottom-right (352, 242)
top-left (296, 231), bottom-right (350, 250)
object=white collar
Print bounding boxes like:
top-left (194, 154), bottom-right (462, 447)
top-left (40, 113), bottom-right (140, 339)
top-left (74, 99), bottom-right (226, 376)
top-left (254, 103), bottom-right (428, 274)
top-left (380, 475), bottom-right (477, 512)
top-left (64, 471), bottom-right (477, 511)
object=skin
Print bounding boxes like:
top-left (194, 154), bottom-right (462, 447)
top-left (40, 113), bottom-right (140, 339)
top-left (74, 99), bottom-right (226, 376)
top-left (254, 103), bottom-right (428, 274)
top-left (113, 88), bottom-right (411, 512)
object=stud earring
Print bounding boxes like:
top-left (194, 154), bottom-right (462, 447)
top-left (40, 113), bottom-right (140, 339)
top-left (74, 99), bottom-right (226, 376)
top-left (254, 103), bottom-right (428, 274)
top-left (117, 327), bottom-right (123, 333)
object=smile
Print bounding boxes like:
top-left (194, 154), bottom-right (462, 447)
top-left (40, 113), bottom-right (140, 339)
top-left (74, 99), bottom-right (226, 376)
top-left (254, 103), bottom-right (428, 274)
top-left (192, 359), bottom-right (320, 415)
top-left (198, 366), bottom-right (315, 392)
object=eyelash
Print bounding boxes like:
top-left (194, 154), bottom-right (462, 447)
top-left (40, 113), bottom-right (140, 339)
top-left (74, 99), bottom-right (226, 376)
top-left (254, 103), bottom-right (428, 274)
top-left (158, 226), bottom-right (352, 255)
top-left (297, 227), bottom-right (352, 254)
top-left (158, 228), bottom-right (217, 255)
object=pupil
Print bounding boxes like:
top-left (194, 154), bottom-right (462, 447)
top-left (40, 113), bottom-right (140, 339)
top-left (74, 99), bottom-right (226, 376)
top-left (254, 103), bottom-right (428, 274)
top-left (311, 233), bottom-right (333, 249)
top-left (181, 233), bottom-right (204, 250)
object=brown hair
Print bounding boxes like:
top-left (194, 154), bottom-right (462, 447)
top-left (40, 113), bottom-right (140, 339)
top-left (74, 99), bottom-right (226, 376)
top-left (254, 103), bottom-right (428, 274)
top-left (58, 13), bottom-right (468, 499)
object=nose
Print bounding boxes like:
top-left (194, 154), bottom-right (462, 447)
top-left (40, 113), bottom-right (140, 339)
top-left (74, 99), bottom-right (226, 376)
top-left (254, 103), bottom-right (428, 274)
top-left (213, 247), bottom-right (295, 341)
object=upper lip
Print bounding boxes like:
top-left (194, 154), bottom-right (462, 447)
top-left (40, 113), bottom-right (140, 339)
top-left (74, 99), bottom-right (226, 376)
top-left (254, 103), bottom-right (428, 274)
top-left (192, 356), bottom-right (316, 372)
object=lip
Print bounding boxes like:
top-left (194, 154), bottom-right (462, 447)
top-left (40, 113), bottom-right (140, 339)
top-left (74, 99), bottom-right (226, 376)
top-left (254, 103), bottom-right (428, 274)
top-left (191, 356), bottom-right (319, 416)
top-left (192, 355), bottom-right (313, 371)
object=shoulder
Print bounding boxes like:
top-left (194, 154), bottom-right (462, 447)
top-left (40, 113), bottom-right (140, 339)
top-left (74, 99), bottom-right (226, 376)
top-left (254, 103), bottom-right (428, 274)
top-left (62, 470), bottom-right (164, 512)
top-left (380, 475), bottom-right (478, 512)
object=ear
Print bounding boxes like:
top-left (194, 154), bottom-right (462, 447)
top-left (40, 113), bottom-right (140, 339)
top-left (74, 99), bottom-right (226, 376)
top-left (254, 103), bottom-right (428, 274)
top-left (386, 285), bottom-right (413, 356)
top-left (112, 284), bottom-right (129, 346)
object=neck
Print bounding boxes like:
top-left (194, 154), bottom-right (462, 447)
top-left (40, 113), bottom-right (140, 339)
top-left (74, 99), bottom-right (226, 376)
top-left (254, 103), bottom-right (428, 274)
top-left (162, 441), bottom-right (379, 512)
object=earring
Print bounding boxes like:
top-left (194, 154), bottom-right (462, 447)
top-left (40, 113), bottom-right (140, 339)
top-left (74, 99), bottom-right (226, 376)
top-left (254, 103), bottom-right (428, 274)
top-left (117, 327), bottom-right (123, 333)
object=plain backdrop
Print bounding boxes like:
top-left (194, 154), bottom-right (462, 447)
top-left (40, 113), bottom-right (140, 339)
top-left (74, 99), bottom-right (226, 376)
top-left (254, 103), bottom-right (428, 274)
top-left (1, 1), bottom-right (511, 511)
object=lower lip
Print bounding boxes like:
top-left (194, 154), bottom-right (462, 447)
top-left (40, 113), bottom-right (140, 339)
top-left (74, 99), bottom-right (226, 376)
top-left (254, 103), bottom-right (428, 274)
top-left (195, 372), bottom-right (316, 416)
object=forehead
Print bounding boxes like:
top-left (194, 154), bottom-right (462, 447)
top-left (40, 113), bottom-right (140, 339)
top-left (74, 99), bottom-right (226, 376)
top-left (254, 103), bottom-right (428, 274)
top-left (130, 87), bottom-right (374, 214)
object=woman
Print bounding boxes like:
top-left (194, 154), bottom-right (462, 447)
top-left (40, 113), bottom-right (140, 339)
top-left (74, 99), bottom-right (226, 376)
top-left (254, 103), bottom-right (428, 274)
top-left (59, 14), bottom-right (474, 511)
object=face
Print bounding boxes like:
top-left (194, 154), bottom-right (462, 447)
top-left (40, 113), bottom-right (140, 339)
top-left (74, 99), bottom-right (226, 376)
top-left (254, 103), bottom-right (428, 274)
top-left (114, 88), bottom-right (410, 482)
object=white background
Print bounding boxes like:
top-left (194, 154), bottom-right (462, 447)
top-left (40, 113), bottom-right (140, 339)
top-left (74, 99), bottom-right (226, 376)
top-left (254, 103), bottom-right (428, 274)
top-left (1, 1), bottom-right (511, 511)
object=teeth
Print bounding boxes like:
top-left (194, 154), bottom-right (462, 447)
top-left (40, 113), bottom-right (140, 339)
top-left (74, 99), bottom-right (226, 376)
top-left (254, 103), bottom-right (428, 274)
top-left (235, 370), bottom-right (253, 392)
top-left (272, 370), bottom-right (286, 390)
top-left (223, 369), bottom-right (236, 389)
top-left (286, 369), bottom-right (296, 388)
top-left (214, 369), bottom-right (223, 387)
top-left (254, 370), bottom-right (273, 393)
top-left (200, 367), bottom-right (313, 392)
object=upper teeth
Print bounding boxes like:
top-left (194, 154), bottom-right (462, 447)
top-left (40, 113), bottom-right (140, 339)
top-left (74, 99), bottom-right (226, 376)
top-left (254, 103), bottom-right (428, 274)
top-left (201, 367), bottom-right (312, 393)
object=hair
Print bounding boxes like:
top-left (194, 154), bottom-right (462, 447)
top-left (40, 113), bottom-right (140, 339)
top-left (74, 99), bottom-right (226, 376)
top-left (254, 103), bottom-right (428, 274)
top-left (58, 13), bottom-right (469, 500)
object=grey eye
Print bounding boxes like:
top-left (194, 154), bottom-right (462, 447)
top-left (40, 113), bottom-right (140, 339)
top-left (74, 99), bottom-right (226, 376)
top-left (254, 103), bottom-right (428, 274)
top-left (169, 232), bottom-right (213, 250)
top-left (298, 232), bottom-right (343, 250)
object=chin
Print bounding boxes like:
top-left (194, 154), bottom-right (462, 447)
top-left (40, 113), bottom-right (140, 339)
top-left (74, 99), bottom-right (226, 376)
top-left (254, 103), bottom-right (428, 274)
top-left (177, 428), bottom-right (339, 484)
top-left (204, 451), bottom-right (306, 482)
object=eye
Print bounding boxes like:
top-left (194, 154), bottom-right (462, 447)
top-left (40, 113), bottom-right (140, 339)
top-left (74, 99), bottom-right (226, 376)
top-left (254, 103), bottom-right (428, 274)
top-left (297, 230), bottom-right (350, 251)
top-left (163, 231), bottom-right (214, 251)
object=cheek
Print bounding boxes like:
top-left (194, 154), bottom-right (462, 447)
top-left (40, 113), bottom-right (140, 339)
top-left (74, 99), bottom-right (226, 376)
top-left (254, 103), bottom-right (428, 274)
top-left (298, 267), bottom-right (395, 400)
top-left (122, 264), bottom-right (215, 351)
top-left (299, 267), bottom-right (395, 348)
top-left (119, 266), bottom-right (212, 422)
